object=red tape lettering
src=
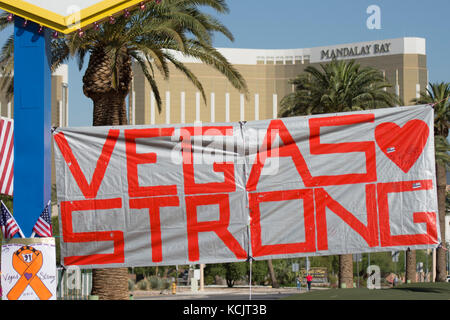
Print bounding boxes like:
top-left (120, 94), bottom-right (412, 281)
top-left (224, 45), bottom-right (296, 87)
top-left (377, 180), bottom-right (438, 247)
top-left (129, 196), bottom-right (180, 262)
top-left (60, 198), bottom-right (124, 265)
top-left (249, 189), bottom-right (315, 257)
top-left (185, 193), bottom-right (247, 261)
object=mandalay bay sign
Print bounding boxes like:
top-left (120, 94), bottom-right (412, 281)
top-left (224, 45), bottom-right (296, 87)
top-left (53, 105), bottom-right (439, 268)
top-left (320, 42), bottom-right (391, 60)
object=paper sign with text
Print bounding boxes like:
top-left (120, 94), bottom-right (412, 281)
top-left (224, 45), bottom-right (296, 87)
top-left (1, 238), bottom-right (57, 300)
top-left (53, 105), bottom-right (439, 268)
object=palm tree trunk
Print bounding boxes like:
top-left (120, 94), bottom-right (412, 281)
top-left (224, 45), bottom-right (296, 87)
top-left (405, 248), bottom-right (416, 283)
top-left (163, 266), bottom-right (169, 278)
top-left (92, 92), bottom-right (128, 126)
top-left (435, 163), bottom-right (447, 282)
top-left (88, 91), bottom-right (129, 300)
top-left (91, 268), bottom-right (129, 300)
top-left (89, 91), bottom-right (129, 301)
top-left (83, 46), bottom-right (132, 300)
top-left (267, 259), bottom-right (279, 288)
top-left (89, 93), bottom-right (128, 300)
top-left (338, 254), bottom-right (353, 288)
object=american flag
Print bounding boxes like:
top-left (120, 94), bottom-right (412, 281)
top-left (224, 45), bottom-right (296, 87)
top-left (0, 200), bottom-right (23, 239)
top-left (32, 200), bottom-right (52, 237)
top-left (0, 117), bottom-right (14, 196)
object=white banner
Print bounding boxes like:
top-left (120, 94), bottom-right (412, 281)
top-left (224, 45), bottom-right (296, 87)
top-left (1, 238), bottom-right (57, 300)
top-left (53, 105), bottom-right (440, 268)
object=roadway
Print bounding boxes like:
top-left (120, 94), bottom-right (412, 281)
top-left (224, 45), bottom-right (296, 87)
top-left (132, 286), bottom-right (318, 300)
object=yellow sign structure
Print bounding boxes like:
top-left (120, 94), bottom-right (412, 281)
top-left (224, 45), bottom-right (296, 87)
top-left (0, 0), bottom-right (147, 34)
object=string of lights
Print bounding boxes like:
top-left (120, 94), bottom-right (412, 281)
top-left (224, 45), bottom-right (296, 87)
top-left (4, 0), bottom-right (160, 38)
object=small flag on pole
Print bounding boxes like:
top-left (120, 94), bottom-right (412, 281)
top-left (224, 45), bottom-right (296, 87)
top-left (0, 117), bottom-right (14, 196)
top-left (0, 200), bottom-right (24, 239)
top-left (32, 200), bottom-right (52, 237)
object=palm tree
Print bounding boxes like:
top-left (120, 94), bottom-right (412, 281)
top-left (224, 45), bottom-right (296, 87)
top-left (267, 259), bottom-right (279, 288)
top-left (1, 0), bottom-right (248, 300)
top-left (279, 59), bottom-right (401, 288)
top-left (338, 255), bottom-right (353, 288)
top-left (405, 248), bottom-right (416, 283)
top-left (56, 1), bottom-right (247, 122)
top-left (0, 18), bottom-right (13, 99)
top-left (279, 59), bottom-right (401, 117)
top-left (412, 82), bottom-right (450, 282)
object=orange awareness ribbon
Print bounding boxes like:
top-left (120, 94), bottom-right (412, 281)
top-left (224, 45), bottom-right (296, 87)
top-left (7, 246), bottom-right (52, 300)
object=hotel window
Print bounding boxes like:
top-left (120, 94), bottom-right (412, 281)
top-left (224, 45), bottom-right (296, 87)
top-left (295, 56), bottom-right (303, 64)
top-left (165, 91), bottom-right (171, 124)
top-left (266, 57), bottom-right (274, 64)
top-left (285, 56), bottom-right (293, 64)
top-left (276, 56), bottom-right (284, 65)
top-left (256, 56), bottom-right (265, 64)
top-left (303, 55), bottom-right (310, 64)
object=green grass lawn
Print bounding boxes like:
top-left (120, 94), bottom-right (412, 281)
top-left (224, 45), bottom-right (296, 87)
top-left (283, 282), bottom-right (450, 300)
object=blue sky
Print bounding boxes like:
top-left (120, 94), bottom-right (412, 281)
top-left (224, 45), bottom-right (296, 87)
top-left (1, 0), bottom-right (449, 126)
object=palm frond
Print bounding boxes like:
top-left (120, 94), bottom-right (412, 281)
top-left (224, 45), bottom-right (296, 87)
top-left (412, 82), bottom-right (450, 137)
top-left (164, 51), bottom-right (206, 103)
top-left (435, 135), bottom-right (450, 169)
top-left (280, 59), bottom-right (401, 117)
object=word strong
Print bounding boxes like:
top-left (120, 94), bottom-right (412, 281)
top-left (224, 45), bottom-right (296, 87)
top-left (53, 105), bottom-right (439, 268)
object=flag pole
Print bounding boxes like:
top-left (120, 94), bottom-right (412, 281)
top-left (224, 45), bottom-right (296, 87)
top-left (18, 229), bottom-right (26, 238)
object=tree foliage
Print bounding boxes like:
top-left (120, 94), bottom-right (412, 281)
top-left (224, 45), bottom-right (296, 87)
top-left (251, 260), bottom-right (269, 285)
top-left (412, 82), bottom-right (450, 169)
top-left (223, 262), bottom-right (246, 287)
top-left (0, 194), bottom-right (12, 211)
top-left (279, 59), bottom-right (401, 117)
top-left (413, 82), bottom-right (449, 282)
top-left (412, 82), bottom-right (450, 138)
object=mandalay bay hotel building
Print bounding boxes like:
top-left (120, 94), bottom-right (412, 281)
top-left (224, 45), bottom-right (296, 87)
top-left (128, 37), bottom-right (428, 125)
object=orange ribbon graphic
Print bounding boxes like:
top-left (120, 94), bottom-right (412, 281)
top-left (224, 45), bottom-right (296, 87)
top-left (7, 246), bottom-right (52, 300)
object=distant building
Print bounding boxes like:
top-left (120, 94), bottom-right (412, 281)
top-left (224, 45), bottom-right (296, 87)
top-left (0, 64), bottom-right (69, 185)
top-left (0, 63), bottom-right (69, 126)
top-left (129, 37), bottom-right (427, 125)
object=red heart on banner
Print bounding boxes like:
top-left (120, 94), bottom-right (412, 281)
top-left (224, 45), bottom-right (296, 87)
top-left (375, 120), bottom-right (429, 173)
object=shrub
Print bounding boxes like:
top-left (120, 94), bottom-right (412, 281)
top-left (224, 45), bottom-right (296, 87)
top-left (149, 276), bottom-right (162, 289)
top-left (162, 279), bottom-right (171, 290)
top-left (205, 275), bottom-right (215, 285)
top-left (136, 279), bottom-right (149, 290)
top-left (128, 279), bottom-right (135, 291)
top-left (328, 274), bottom-right (338, 287)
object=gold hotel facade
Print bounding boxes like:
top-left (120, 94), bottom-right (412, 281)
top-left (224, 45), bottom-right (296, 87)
top-left (0, 64), bottom-right (69, 127)
top-left (129, 37), bottom-right (428, 125)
